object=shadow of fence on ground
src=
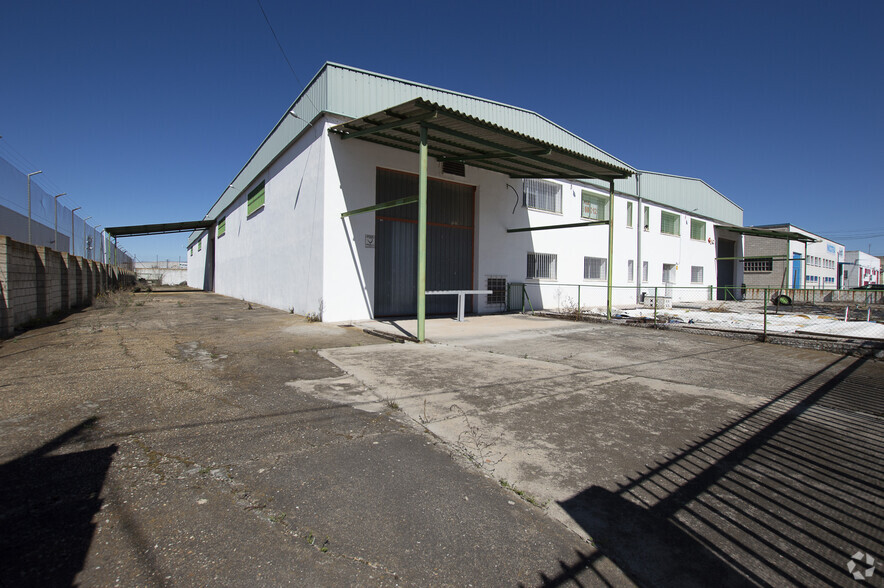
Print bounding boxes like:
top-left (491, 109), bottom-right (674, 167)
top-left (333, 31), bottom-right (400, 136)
top-left (543, 355), bottom-right (884, 587)
top-left (0, 418), bottom-right (117, 586)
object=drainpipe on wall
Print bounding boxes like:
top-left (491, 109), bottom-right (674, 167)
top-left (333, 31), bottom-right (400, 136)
top-left (635, 172), bottom-right (642, 304)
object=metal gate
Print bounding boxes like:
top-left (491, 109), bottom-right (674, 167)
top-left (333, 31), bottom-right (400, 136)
top-left (374, 168), bottom-right (474, 317)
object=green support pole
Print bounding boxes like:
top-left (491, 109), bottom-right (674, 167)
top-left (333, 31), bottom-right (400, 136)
top-left (606, 180), bottom-right (615, 319)
top-left (763, 287), bottom-right (768, 341)
top-left (417, 124), bottom-right (428, 342)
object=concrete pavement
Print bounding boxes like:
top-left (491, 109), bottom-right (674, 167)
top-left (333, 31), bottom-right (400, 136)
top-left (2, 292), bottom-right (881, 586)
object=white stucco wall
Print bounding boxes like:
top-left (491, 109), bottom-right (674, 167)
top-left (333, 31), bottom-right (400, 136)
top-left (188, 125), bottom-right (326, 315)
top-left (186, 231), bottom-right (208, 290)
top-left (321, 123), bottom-right (725, 320)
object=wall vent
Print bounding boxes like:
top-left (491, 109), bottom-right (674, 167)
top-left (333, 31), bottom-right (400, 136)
top-left (487, 276), bottom-right (507, 305)
top-left (442, 161), bottom-right (466, 177)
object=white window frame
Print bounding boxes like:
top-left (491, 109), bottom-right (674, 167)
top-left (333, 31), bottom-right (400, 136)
top-left (690, 219), bottom-right (706, 241)
top-left (523, 179), bottom-right (562, 214)
top-left (661, 211), bottom-right (680, 236)
top-left (581, 191), bottom-right (608, 221)
top-left (584, 256), bottom-right (607, 281)
top-left (527, 252), bottom-right (557, 280)
top-left (627, 259), bottom-right (634, 282)
top-left (642, 260), bottom-right (649, 282)
top-left (691, 266), bottom-right (704, 283)
top-left (626, 201), bottom-right (634, 228)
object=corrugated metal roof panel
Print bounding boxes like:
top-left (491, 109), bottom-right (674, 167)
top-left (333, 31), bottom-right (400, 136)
top-left (325, 63), bottom-right (632, 173)
top-left (329, 98), bottom-right (632, 181)
top-left (191, 63), bottom-right (742, 243)
top-left (583, 171), bottom-right (743, 226)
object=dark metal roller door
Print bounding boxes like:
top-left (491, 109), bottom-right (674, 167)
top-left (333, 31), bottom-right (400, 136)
top-left (374, 168), bottom-right (474, 317)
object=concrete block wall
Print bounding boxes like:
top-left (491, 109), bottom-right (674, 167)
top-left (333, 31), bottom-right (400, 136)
top-left (0, 235), bottom-right (135, 338)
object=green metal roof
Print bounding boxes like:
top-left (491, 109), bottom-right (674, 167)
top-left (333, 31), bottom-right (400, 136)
top-left (190, 62), bottom-right (741, 245)
top-left (329, 98), bottom-right (633, 181)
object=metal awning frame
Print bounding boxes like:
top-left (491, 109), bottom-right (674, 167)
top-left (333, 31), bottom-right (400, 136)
top-left (331, 99), bottom-right (633, 340)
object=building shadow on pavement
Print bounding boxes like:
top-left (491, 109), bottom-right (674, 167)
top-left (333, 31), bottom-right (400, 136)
top-left (543, 355), bottom-right (884, 587)
top-left (0, 418), bottom-right (117, 587)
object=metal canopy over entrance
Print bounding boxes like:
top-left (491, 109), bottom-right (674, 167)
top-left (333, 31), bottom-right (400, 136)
top-left (330, 98), bottom-right (633, 341)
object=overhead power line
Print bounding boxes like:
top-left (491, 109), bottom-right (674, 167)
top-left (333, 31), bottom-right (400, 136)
top-left (254, 0), bottom-right (318, 116)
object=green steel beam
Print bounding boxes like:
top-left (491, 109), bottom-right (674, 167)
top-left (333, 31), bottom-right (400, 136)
top-left (606, 180), bottom-right (614, 320)
top-left (430, 105), bottom-right (633, 179)
top-left (340, 196), bottom-right (418, 218)
top-left (436, 148), bottom-right (550, 163)
top-left (423, 122), bottom-right (608, 180)
top-left (369, 125), bottom-right (571, 179)
top-left (417, 124), bottom-right (428, 342)
top-left (338, 111), bottom-right (438, 140)
top-left (506, 220), bottom-right (609, 233)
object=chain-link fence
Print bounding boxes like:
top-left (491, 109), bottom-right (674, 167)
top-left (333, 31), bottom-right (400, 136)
top-left (507, 282), bottom-right (884, 342)
top-left (0, 154), bottom-right (133, 268)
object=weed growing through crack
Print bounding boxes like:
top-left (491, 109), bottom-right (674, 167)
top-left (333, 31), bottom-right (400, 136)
top-left (449, 404), bottom-right (505, 473)
top-left (499, 479), bottom-right (548, 508)
top-left (418, 398), bottom-right (433, 424)
top-left (384, 397), bottom-right (400, 411)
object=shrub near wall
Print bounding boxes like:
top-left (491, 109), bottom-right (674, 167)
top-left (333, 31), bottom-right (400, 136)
top-left (0, 235), bottom-right (135, 338)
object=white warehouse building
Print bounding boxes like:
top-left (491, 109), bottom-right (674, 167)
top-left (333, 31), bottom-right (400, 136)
top-left (188, 63), bottom-right (745, 334)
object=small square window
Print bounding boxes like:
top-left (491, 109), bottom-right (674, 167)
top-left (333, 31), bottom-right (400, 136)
top-left (661, 211), bottom-right (680, 236)
top-left (523, 180), bottom-right (561, 214)
top-left (248, 181), bottom-right (266, 216)
top-left (581, 192), bottom-right (608, 221)
top-left (527, 252), bottom-right (557, 279)
top-left (690, 219), bottom-right (706, 241)
top-left (584, 257), bottom-right (607, 280)
top-left (691, 266), bottom-right (704, 283)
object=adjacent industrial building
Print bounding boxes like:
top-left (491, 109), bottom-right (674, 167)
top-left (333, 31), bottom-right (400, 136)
top-left (842, 251), bottom-right (881, 288)
top-left (741, 224), bottom-right (845, 290)
top-left (187, 63), bottom-right (746, 333)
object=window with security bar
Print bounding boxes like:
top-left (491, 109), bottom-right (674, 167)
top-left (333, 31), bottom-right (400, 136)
top-left (527, 252), bottom-right (557, 279)
top-left (690, 219), bottom-right (706, 241)
top-left (581, 191), bottom-right (608, 221)
top-left (661, 211), bottom-right (680, 236)
top-left (523, 179), bottom-right (562, 214)
top-left (584, 257), bottom-right (607, 280)
top-left (743, 258), bottom-right (773, 272)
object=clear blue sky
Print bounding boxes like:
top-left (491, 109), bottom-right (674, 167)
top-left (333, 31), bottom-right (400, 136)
top-left (2, 0), bottom-right (882, 262)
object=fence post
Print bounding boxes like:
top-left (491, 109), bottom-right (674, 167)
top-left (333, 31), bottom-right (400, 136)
top-left (521, 284), bottom-right (526, 314)
top-left (763, 287), bottom-right (768, 342)
top-left (653, 286), bottom-right (658, 327)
